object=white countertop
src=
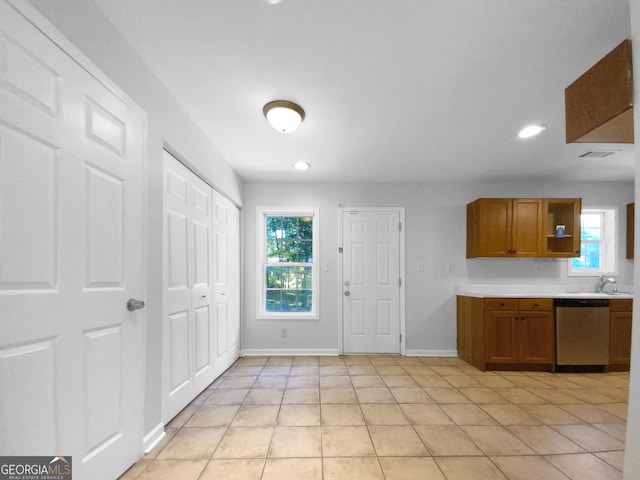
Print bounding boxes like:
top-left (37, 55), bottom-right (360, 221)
top-left (456, 284), bottom-right (633, 299)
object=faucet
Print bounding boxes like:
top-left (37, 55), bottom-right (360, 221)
top-left (596, 273), bottom-right (617, 293)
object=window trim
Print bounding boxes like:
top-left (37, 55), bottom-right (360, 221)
top-left (256, 206), bottom-right (320, 319)
top-left (568, 207), bottom-right (617, 276)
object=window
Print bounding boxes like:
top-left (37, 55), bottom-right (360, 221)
top-left (568, 208), bottom-right (617, 276)
top-left (258, 207), bottom-right (319, 318)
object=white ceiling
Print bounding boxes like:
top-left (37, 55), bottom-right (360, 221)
top-left (92, 0), bottom-right (634, 183)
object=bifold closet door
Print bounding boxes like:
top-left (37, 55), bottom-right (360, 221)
top-left (162, 151), bottom-right (241, 422)
top-left (212, 190), bottom-right (241, 376)
top-left (162, 152), bottom-right (216, 422)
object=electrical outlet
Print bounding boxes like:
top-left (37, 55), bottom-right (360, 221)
top-left (281, 328), bottom-right (288, 338)
top-left (446, 263), bottom-right (455, 272)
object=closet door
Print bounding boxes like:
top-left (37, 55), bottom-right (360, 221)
top-left (212, 190), bottom-right (241, 376)
top-left (162, 151), bottom-right (215, 422)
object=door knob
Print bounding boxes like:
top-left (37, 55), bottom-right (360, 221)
top-left (127, 298), bottom-right (145, 311)
top-left (344, 291), bottom-right (350, 296)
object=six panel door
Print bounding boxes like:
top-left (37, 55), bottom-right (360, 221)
top-left (0, 1), bottom-right (146, 478)
top-left (342, 210), bottom-right (401, 354)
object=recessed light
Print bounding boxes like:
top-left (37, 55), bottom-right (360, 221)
top-left (518, 124), bottom-right (546, 138)
top-left (293, 161), bottom-right (310, 170)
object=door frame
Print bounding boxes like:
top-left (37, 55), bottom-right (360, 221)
top-left (338, 207), bottom-right (406, 355)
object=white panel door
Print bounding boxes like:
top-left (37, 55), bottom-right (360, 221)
top-left (0, 2), bottom-right (146, 479)
top-left (212, 190), bottom-right (241, 376)
top-left (342, 210), bottom-right (401, 353)
top-left (162, 151), bottom-right (215, 422)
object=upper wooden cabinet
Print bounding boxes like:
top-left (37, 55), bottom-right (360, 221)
top-left (467, 198), bottom-right (541, 257)
top-left (565, 39), bottom-right (633, 144)
top-left (542, 198), bottom-right (581, 257)
top-left (467, 198), bottom-right (581, 258)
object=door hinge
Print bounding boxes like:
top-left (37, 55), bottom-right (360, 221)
top-left (338, 247), bottom-right (343, 253)
top-left (400, 334), bottom-right (402, 343)
top-left (399, 278), bottom-right (402, 287)
top-left (399, 222), bottom-right (402, 231)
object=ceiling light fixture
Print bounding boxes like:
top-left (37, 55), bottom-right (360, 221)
top-left (518, 124), bottom-right (546, 138)
top-left (263, 100), bottom-right (305, 133)
top-left (293, 161), bottom-right (310, 170)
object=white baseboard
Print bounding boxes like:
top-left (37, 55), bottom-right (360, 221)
top-left (241, 348), bottom-right (458, 357)
top-left (405, 349), bottom-right (458, 357)
top-left (241, 348), bottom-right (340, 357)
top-left (143, 423), bottom-right (166, 454)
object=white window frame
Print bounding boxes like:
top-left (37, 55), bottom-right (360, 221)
top-left (257, 206), bottom-right (320, 319)
top-left (568, 207), bottom-right (617, 276)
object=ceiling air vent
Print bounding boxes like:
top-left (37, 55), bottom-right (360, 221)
top-left (576, 150), bottom-right (620, 159)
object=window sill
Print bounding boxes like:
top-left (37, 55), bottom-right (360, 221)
top-left (257, 314), bottom-right (320, 321)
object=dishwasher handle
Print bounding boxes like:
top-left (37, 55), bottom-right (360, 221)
top-left (554, 298), bottom-right (609, 308)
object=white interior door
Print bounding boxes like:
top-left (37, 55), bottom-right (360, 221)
top-left (212, 190), bottom-right (241, 375)
top-left (0, 1), bottom-right (146, 479)
top-left (342, 210), bottom-right (401, 354)
top-left (163, 152), bottom-right (215, 422)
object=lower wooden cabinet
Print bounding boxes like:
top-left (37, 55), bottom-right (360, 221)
top-left (458, 296), bottom-right (554, 371)
top-left (609, 299), bottom-right (633, 369)
top-left (458, 295), bottom-right (633, 372)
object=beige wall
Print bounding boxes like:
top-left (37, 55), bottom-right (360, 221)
top-left (243, 180), bottom-right (633, 354)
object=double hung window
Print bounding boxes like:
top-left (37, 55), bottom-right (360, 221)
top-left (258, 207), bottom-right (319, 318)
top-left (568, 208), bottom-right (617, 276)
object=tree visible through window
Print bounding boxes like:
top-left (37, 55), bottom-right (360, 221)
top-left (568, 208), bottom-right (616, 276)
top-left (258, 208), bottom-right (319, 318)
top-left (571, 212), bottom-right (604, 270)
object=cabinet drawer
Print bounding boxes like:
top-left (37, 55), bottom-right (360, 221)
top-left (518, 298), bottom-right (553, 311)
top-left (484, 298), bottom-right (518, 311)
top-left (609, 299), bottom-right (633, 312)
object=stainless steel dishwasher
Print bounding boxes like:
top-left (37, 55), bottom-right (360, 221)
top-left (555, 298), bottom-right (609, 366)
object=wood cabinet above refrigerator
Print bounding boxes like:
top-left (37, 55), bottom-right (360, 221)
top-left (565, 39), bottom-right (633, 144)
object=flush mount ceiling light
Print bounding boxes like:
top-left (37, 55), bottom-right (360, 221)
top-left (263, 100), bottom-right (305, 133)
top-left (293, 161), bottom-right (310, 170)
top-left (518, 124), bottom-right (546, 138)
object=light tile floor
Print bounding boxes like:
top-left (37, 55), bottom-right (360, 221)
top-left (119, 356), bottom-right (629, 480)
